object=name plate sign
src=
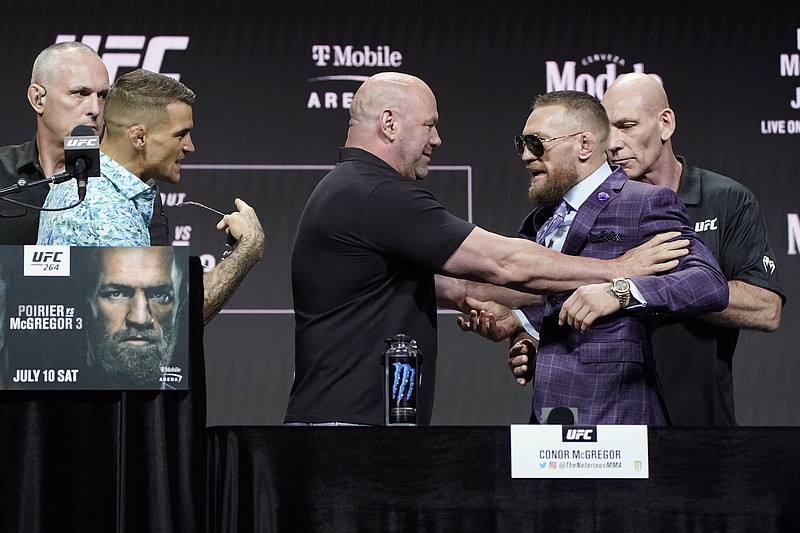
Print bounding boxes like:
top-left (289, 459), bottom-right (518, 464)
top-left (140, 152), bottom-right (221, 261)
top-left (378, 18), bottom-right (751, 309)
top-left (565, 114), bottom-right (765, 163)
top-left (510, 425), bottom-right (649, 479)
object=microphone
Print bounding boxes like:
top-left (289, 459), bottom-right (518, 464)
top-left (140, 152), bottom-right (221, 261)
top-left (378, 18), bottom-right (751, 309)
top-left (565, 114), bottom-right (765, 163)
top-left (64, 125), bottom-right (100, 201)
top-left (544, 406), bottom-right (577, 425)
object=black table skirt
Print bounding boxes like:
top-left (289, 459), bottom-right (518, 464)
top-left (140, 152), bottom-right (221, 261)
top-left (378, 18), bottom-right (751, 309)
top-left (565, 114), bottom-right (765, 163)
top-left (0, 259), bottom-right (207, 533)
top-left (208, 426), bottom-right (800, 533)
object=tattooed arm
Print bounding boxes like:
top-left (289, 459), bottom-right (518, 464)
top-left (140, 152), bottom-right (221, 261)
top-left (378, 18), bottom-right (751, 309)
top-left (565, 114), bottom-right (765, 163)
top-left (202, 198), bottom-right (265, 325)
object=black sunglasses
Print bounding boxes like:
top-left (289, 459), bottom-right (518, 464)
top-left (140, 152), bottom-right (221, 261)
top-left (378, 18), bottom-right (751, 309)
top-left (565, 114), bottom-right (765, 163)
top-left (514, 132), bottom-right (582, 157)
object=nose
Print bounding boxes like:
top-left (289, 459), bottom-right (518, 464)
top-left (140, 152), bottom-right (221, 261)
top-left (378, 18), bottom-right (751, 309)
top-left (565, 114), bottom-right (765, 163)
top-left (607, 128), bottom-right (623, 153)
top-left (184, 133), bottom-right (196, 153)
top-left (521, 144), bottom-right (538, 163)
top-left (430, 126), bottom-right (442, 147)
top-left (125, 291), bottom-right (154, 328)
top-left (85, 93), bottom-right (103, 118)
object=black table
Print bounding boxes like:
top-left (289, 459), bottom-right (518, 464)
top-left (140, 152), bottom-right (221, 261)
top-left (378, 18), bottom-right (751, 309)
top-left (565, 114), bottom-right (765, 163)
top-left (208, 426), bottom-right (800, 532)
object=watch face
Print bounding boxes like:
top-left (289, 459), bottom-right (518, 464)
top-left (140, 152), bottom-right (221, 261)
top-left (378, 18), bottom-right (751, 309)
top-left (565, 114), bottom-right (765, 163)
top-left (613, 279), bottom-right (629, 292)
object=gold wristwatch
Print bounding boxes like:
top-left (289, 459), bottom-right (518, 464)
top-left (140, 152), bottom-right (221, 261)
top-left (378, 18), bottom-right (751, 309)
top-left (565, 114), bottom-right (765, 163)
top-left (610, 277), bottom-right (631, 308)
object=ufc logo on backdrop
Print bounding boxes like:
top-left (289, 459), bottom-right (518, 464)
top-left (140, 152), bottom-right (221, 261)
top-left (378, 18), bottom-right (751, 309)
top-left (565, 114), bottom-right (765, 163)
top-left (55, 35), bottom-right (190, 81)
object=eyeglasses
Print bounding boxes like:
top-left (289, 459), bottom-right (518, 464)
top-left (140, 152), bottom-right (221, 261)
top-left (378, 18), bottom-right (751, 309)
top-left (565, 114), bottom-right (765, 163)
top-left (513, 132), bottom-right (582, 157)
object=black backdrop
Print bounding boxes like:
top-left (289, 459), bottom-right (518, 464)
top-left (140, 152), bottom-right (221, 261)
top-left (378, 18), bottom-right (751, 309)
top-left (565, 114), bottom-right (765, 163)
top-left (1, 0), bottom-right (797, 426)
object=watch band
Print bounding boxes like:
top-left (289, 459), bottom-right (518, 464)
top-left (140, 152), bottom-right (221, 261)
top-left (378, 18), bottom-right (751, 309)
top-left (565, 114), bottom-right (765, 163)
top-left (611, 277), bottom-right (631, 308)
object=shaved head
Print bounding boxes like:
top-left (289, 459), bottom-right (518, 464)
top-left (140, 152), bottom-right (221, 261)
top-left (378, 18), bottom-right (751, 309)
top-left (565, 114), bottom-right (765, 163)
top-left (603, 72), bottom-right (669, 117)
top-left (345, 72), bottom-right (441, 180)
top-left (31, 41), bottom-right (103, 86)
top-left (349, 72), bottom-right (429, 125)
top-left (602, 73), bottom-right (679, 187)
top-left (28, 41), bottom-right (110, 176)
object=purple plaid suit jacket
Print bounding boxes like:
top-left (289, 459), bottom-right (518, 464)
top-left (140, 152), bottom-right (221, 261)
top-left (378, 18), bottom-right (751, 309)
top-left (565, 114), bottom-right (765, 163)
top-left (518, 166), bottom-right (728, 425)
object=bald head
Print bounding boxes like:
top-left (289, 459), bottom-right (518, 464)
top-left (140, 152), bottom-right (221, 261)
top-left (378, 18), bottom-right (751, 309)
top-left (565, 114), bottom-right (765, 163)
top-left (601, 73), bottom-right (680, 187)
top-left (603, 73), bottom-right (669, 117)
top-left (28, 42), bottom-right (110, 176)
top-left (345, 72), bottom-right (441, 180)
top-left (31, 42), bottom-right (104, 86)
top-left (348, 72), bottom-right (430, 125)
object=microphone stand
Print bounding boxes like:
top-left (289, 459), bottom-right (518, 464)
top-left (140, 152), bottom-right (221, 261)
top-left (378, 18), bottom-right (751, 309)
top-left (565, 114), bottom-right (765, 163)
top-left (0, 172), bottom-right (72, 200)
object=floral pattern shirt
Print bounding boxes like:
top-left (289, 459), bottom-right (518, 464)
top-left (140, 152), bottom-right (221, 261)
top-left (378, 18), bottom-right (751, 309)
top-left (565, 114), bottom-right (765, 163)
top-left (37, 152), bottom-right (156, 246)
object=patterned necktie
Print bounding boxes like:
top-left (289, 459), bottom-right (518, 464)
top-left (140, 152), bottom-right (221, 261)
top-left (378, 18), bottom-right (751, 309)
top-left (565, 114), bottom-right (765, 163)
top-left (536, 199), bottom-right (569, 246)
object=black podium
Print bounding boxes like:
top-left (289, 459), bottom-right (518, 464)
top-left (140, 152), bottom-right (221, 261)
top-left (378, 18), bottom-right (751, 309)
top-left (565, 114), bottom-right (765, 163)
top-left (0, 258), bottom-right (206, 533)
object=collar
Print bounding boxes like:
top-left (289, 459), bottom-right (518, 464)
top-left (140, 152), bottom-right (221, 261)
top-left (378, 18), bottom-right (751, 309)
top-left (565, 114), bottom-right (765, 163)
top-left (13, 137), bottom-right (42, 175)
top-left (563, 161), bottom-right (613, 210)
top-left (339, 146), bottom-right (399, 175)
top-left (675, 156), bottom-right (701, 206)
top-left (100, 151), bottom-right (154, 199)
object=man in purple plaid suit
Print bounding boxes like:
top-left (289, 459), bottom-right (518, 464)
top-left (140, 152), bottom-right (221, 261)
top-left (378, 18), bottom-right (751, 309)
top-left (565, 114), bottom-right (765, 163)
top-left (465, 91), bottom-right (728, 425)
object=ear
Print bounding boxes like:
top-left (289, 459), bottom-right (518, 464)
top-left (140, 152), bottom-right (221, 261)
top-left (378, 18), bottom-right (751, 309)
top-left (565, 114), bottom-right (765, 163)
top-left (27, 84), bottom-right (46, 113)
top-left (379, 109), bottom-right (397, 140)
top-left (658, 108), bottom-right (676, 142)
top-left (128, 125), bottom-right (146, 150)
top-left (576, 132), bottom-right (597, 162)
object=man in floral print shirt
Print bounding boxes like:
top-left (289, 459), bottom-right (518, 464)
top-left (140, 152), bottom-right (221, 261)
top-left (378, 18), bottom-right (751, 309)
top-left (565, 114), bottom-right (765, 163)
top-left (38, 68), bottom-right (265, 324)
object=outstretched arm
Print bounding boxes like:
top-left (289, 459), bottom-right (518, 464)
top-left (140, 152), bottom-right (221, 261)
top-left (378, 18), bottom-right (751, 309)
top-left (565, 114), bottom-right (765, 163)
top-left (202, 198), bottom-right (265, 325)
top-left (440, 227), bottom-right (688, 295)
top-left (435, 275), bottom-right (541, 312)
top-left (446, 231), bottom-right (690, 334)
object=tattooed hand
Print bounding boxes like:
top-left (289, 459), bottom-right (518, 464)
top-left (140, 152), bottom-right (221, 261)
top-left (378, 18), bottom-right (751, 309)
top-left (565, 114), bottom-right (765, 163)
top-left (202, 198), bottom-right (265, 324)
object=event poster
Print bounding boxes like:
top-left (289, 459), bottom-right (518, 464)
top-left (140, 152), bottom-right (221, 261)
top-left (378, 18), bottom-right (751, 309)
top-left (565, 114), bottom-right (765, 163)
top-left (0, 245), bottom-right (189, 390)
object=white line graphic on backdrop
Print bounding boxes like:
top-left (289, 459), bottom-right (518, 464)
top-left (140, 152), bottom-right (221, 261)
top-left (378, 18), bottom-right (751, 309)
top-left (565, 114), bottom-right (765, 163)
top-left (181, 164), bottom-right (473, 315)
top-left (307, 75), bottom-right (370, 82)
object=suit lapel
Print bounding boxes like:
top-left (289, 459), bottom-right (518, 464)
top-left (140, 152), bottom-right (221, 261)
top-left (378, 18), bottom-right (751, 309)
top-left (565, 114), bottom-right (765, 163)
top-left (561, 167), bottom-right (628, 255)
